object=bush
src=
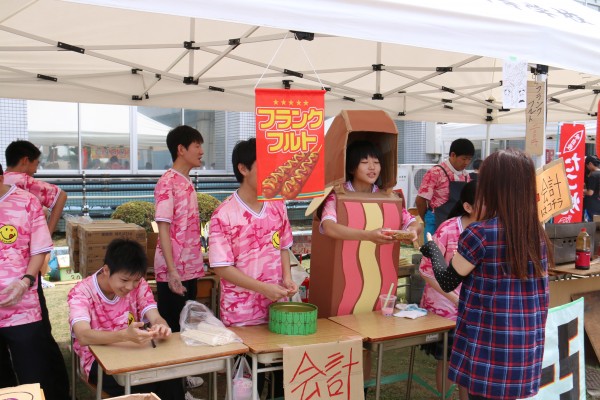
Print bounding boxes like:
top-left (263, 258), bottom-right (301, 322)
top-left (111, 201), bottom-right (156, 232)
top-left (197, 193), bottom-right (221, 224)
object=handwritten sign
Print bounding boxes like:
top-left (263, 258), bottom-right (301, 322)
top-left (555, 124), bottom-right (586, 223)
top-left (256, 88), bottom-right (325, 201)
top-left (283, 338), bottom-right (364, 400)
top-left (536, 158), bottom-right (571, 223)
top-left (526, 81), bottom-right (545, 156)
top-left (503, 58), bottom-right (527, 109)
top-left (0, 383), bottom-right (43, 400)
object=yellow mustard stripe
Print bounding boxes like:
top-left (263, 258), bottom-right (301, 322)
top-left (354, 203), bottom-right (383, 313)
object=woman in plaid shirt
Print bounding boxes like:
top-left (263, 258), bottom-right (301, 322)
top-left (421, 149), bottom-right (553, 400)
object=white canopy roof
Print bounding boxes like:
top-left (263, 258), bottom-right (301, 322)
top-left (1, 0), bottom-right (599, 124)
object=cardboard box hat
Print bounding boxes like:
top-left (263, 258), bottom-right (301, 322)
top-left (308, 110), bottom-right (404, 318)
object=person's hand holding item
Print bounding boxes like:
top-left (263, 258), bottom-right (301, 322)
top-left (125, 322), bottom-right (154, 344)
top-left (0, 278), bottom-right (29, 307)
top-left (262, 282), bottom-right (291, 301)
top-left (281, 277), bottom-right (298, 296)
top-left (167, 270), bottom-right (186, 295)
top-left (368, 228), bottom-right (395, 245)
top-left (148, 323), bottom-right (172, 339)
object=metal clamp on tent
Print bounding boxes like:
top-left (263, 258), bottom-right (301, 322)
top-left (441, 99), bottom-right (452, 103)
top-left (550, 97), bottom-right (561, 103)
top-left (322, 87), bottom-right (331, 92)
top-left (594, 89), bottom-right (600, 94)
top-left (444, 105), bottom-right (454, 110)
top-left (228, 38), bottom-right (241, 48)
top-left (284, 69), bottom-right (303, 78)
top-left (155, 74), bottom-right (161, 80)
top-left (57, 42), bottom-right (85, 54)
top-left (183, 41), bottom-right (199, 50)
top-left (568, 85), bottom-right (586, 90)
top-left (37, 74), bottom-right (57, 82)
top-left (282, 80), bottom-right (293, 89)
top-left (398, 112), bottom-right (406, 117)
top-left (436, 67), bottom-right (453, 73)
top-left (291, 31), bottom-right (314, 41)
top-left (372, 93), bottom-right (384, 100)
top-left (183, 76), bottom-right (198, 85)
top-left (208, 86), bottom-right (224, 92)
top-left (131, 68), bottom-right (142, 74)
top-left (499, 107), bottom-right (511, 112)
top-left (372, 64), bottom-right (384, 71)
top-left (441, 86), bottom-right (455, 94)
top-left (343, 96), bottom-right (355, 102)
top-left (532, 64), bottom-right (549, 75)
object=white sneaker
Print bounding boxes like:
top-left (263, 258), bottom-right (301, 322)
top-left (186, 376), bottom-right (204, 389)
top-left (184, 391), bottom-right (203, 400)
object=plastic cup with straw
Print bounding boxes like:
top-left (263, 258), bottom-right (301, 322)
top-left (379, 282), bottom-right (396, 316)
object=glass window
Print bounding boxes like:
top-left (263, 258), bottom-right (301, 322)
top-left (136, 107), bottom-right (181, 171)
top-left (27, 101), bottom-right (79, 171)
top-left (184, 110), bottom-right (223, 171)
top-left (81, 104), bottom-right (130, 171)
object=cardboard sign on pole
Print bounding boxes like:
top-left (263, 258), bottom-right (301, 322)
top-left (255, 88), bottom-right (325, 201)
top-left (536, 158), bottom-right (572, 223)
top-left (555, 124), bottom-right (586, 223)
top-left (526, 80), bottom-right (545, 156)
top-left (283, 338), bottom-right (364, 400)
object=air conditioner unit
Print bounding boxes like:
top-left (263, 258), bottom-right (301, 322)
top-left (395, 164), bottom-right (436, 209)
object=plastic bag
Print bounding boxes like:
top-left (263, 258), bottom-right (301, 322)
top-left (179, 300), bottom-right (242, 346)
top-left (232, 356), bottom-right (257, 400)
top-left (290, 264), bottom-right (309, 303)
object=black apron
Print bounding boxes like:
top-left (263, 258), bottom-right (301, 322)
top-left (434, 165), bottom-right (468, 229)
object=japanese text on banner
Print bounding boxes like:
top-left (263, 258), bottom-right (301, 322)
top-left (283, 339), bottom-right (364, 400)
top-left (555, 124), bottom-right (586, 224)
top-left (536, 158), bottom-right (572, 223)
top-left (256, 88), bottom-right (325, 201)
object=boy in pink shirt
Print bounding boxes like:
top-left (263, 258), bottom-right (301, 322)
top-left (1, 139), bottom-right (70, 391)
top-left (209, 138), bottom-right (297, 398)
top-left (68, 239), bottom-right (183, 399)
top-left (154, 125), bottom-right (205, 332)
top-left (0, 163), bottom-right (69, 399)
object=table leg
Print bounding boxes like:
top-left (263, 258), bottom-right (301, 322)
top-left (251, 354), bottom-right (259, 400)
top-left (96, 365), bottom-right (103, 400)
top-left (441, 331), bottom-right (448, 400)
top-left (225, 357), bottom-right (233, 400)
top-left (375, 344), bottom-right (383, 400)
top-left (405, 346), bottom-right (416, 400)
top-left (125, 375), bottom-right (131, 395)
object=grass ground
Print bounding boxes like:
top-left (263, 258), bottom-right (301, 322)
top-left (44, 237), bottom-right (454, 399)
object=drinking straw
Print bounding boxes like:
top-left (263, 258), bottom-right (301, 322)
top-left (385, 282), bottom-right (394, 304)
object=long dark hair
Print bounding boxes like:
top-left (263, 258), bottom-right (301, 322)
top-left (475, 149), bottom-right (553, 278)
top-left (447, 180), bottom-right (477, 219)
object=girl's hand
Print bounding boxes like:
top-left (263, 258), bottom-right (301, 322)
top-left (149, 323), bottom-right (172, 339)
top-left (368, 228), bottom-right (395, 245)
top-left (262, 282), bottom-right (291, 301)
top-left (282, 278), bottom-right (298, 296)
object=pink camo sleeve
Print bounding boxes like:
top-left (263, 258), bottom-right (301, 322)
top-left (154, 178), bottom-right (174, 223)
top-left (27, 176), bottom-right (61, 209)
top-left (401, 207), bottom-right (416, 230)
top-left (279, 203), bottom-right (293, 249)
top-left (68, 284), bottom-right (91, 327)
top-left (416, 168), bottom-right (438, 201)
top-left (29, 198), bottom-right (53, 256)
top-left (136, 279), bottom-right (158, 319)
top-left (208, 212), bottom-right (234, 267)
top-left (318, 192), bottom-right (337, 234)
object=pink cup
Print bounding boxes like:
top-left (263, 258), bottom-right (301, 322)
top-left (379, 294), bottom-right (396, 316)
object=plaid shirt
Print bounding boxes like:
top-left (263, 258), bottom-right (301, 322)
top-left (451, 217), bottom-right (549, 399)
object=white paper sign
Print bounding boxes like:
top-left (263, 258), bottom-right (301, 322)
top-left (503, 58), bottom-right (528, 109)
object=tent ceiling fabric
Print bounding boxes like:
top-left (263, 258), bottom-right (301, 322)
top-left (0, 0), bottom-right (599, 123)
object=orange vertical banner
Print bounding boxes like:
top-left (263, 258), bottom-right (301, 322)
top-left (255, 88), bottom-right (325, 201)
top-left (556, 124), bottom-right (586, 224)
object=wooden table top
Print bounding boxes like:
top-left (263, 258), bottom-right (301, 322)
top-left (229, 319), bottom-right (363, 354)
top-left (549, 257), bottom-right (600, 276)
top-left (329, 311), bottom-right (455, 343)
top-left (90, 332), bottom-right (248, 375)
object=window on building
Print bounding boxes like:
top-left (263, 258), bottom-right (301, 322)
top-left (137, 107), bottom-right (180, 171)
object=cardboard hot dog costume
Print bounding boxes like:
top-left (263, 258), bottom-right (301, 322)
top-left (307, 110), bottom-right (404, 318)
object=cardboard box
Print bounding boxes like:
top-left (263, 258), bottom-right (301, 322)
top-left (146, 231), bottom-right (158, 276)
top-left (78, 223), bottom-right (146, 245)
top-left (67, 219), bottom-right (125, 271)
top-left (308, 110), bottom-right (402, 319)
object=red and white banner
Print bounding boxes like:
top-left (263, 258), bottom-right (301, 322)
top-left (255, 88), bottom-right (325, 201)
top-left (556, 124), bottom-right (586, 224)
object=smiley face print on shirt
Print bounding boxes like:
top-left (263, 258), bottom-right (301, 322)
top-left (271, 231), bottom-right (280, 250)
top-left (0, 225), bottom-right (17, 244)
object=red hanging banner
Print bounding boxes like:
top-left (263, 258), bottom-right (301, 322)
top-left (255, 88), bottom-right (325, 201)
top-left (556, 124), bottom-right (586, 224)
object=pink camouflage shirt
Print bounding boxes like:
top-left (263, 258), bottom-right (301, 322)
top-left (416, 161), bottom-right (470, 210)
top-left (419, 216), bottom-right (463, 321)
top-left (154, 169), bottom-right (204, 282)
top-left (68, 273), bottom-right (157, 380)
top-left (3, 171), bottom-right (61, 209)
top-left (209, 192), bottom-right (293, 327)
top-left (0, 185), bottom-right (53, 328)
top-left (320, 181), bottom-right (415, 233)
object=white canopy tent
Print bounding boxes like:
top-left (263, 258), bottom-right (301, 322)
top-left (1, 0), bottom-right (599, 125)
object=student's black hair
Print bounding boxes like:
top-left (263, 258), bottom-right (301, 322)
top-left (472, 159), bottom-right (483, 170)
top-left (345, 140), bottom-right (383, 183)
top-left (585, 155), bottom-right (600, 167)
top-left (103, 239), bottom-right (148, 277)
top-left (447, 180), bottom-right (477, 219)
top-left (5, 140), bottom-right (41, 167)
top-left (449, 138), bottom-right (475, 157)
top-left (232, 138), bottom-right (256, 183)
top-left (0, 163), bottom-right (3, 175)
top-left (166, 125), bottom-right (204, 162)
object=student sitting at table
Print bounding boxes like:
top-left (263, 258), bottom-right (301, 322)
top-left (68, 239), bottom-right (185, 400)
